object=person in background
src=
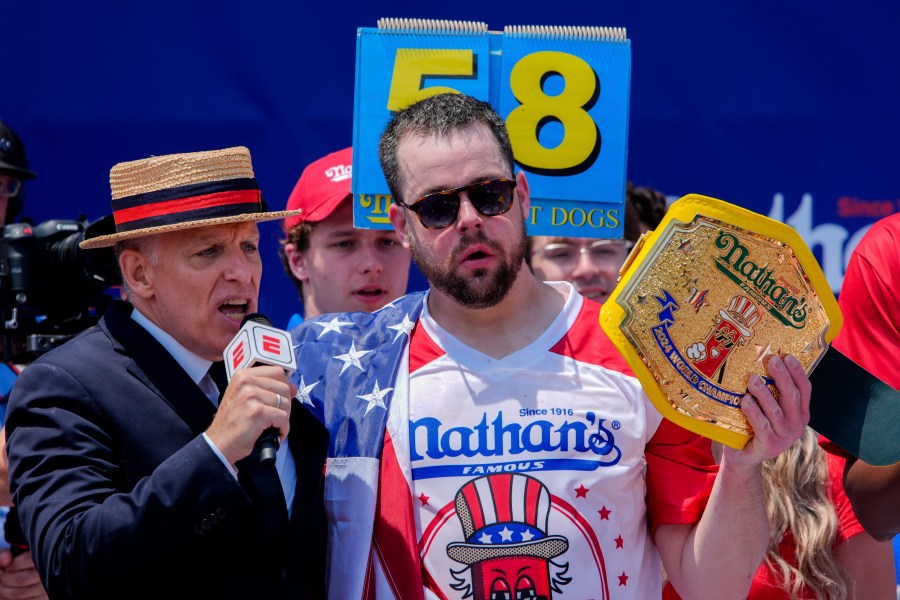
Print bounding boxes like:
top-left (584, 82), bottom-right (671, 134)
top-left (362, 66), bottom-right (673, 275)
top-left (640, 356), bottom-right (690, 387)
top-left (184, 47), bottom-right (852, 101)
top-left (830, 211), bottom-right (900, 543)
top-left (5, 146), bottom-right (328, 599)
top-left (662, 425), bottom-right (895, 599)
top-left (278, 146), bottom-right (410, 328)
top-left (290, 92), bottom-right (812, 599)
top-left (0, 119), bottom-right (39, 414)
top-left (0, 120), bottom-right (35, 229)
top-left (0, 119), bottom-right (49, 600)
top-left (626, 180), bottom-right (668, 237)
top-left (527, 181), bottom-right (668, 303)
top-left (0, 119), bottom-right (36, 423)
top-left (825, 210), bottom-right (900, 597)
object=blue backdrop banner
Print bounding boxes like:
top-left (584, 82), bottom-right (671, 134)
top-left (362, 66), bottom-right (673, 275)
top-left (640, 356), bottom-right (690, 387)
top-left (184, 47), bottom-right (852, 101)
top-left (4, 2), bottom-right (899, 328)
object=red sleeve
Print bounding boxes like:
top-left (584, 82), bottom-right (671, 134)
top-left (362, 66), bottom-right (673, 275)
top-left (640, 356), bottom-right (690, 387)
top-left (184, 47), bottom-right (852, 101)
top-left (832, 215), bottom-right (900, 390)
top-left (817, 432), bottom-right (852, 459)
top-left (645, 418), bottom-right (718, 535)
top-left (826, 450), bottom-right (865, 544)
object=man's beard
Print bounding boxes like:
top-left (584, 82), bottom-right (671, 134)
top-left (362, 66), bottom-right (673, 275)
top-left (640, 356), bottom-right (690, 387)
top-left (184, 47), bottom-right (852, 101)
top-left (409, 218), bottom-right (528, 309)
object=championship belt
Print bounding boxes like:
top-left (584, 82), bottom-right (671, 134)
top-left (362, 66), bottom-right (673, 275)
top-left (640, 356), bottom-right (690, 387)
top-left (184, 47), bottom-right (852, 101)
top-left (600, 194), bottom-right (841, 449)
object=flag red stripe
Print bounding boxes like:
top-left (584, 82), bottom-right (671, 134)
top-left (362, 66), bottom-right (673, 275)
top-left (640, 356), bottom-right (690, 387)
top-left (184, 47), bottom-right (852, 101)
top-left (372, 430), bottom-right (425, 600)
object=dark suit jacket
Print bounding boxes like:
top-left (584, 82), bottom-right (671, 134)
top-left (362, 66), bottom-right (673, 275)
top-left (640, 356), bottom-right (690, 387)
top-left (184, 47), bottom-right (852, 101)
top-left (6, 301), bottom-right (328, 599)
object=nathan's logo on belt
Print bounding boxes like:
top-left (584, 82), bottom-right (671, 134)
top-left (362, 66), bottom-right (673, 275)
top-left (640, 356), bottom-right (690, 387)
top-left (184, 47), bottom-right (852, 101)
top-left (713, 231), bottom-right (808, 329)
top-left (600, 194), bottom-right (841, 450)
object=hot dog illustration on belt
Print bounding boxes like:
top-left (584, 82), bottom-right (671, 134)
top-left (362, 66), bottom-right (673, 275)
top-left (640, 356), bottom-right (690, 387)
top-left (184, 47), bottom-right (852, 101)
top-left (686, 295), bottom-right (761, 382)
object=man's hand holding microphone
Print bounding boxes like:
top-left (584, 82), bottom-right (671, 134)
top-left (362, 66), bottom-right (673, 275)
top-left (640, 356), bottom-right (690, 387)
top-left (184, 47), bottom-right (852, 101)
top-left (204, 313), bottom-right (297, 468)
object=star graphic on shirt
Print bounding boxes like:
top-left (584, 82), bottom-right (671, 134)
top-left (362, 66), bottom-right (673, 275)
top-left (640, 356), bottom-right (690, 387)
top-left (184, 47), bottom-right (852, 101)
top-left (294, 375), bottom-right (319, 406)
top-left (388, 314), bottom-right (415, 343)
top-left (478, 531), bottom-right (493, 544)
top-left (418, 492), bottom-right (430, 506)
top-left (574, 484), bottom-right (589, 498)
top-left (615, 534), bottom-right (624, 549)
top-left (357, 381), bottom-right (392, 415)
top-left (335, 341), bottom-right (372, 375)
top-left (618, 572), bottom-right (628, 586)
top-left (598, 506), bottom-right (611, 520)
top-left (498, 527), bottom-right (514, 542)
top-left (314, 316), bottom-right (353, 339)
top-left (520, 529), bottom-right (535, 542)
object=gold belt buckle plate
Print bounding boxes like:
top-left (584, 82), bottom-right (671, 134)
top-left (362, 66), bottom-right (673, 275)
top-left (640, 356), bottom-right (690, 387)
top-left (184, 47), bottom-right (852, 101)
top-left (600, 194), bottom-right (842, 449)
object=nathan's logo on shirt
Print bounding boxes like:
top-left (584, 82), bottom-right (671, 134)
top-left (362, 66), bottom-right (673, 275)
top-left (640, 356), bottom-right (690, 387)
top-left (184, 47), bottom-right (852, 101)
top-left (409, 411), bottom-right (622, 481)
top-left (713, 231), bottom-right (808, 329)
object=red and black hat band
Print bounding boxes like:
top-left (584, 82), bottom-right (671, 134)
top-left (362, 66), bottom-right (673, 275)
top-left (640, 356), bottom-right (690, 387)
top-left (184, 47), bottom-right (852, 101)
top-left (112, 178), bottom-right (262, 232)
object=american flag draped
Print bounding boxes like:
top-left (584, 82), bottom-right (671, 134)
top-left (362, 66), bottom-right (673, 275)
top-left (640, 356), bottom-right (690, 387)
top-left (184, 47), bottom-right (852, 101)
top-left (291, 292), bottom-right (428, 599)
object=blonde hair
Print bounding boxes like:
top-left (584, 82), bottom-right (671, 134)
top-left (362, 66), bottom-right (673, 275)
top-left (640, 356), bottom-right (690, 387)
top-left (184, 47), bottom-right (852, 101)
top-left (761, 427), bottom-right (852, 599)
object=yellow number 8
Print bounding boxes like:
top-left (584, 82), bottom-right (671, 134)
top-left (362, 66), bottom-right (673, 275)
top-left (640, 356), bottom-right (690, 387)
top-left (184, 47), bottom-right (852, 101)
top-left (507, 51), bottom-right (599, 173)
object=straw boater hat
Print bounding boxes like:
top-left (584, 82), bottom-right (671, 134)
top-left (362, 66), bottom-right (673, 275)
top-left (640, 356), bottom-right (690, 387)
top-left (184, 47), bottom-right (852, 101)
top-left (79, 146), bottom-right (301, 250)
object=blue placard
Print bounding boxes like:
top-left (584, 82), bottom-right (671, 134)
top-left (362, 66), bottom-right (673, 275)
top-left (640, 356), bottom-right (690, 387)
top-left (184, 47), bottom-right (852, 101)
top-left (352, 20), bottom-right (631, 239)
top-left (500, 26), bottom-right (630, 238)
top-left (353, 22), bottom-right (491, 228)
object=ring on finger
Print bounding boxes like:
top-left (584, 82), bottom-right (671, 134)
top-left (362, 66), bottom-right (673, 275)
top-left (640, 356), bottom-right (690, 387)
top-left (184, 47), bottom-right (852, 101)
top-left (275, 393), bottom-right (283, 410)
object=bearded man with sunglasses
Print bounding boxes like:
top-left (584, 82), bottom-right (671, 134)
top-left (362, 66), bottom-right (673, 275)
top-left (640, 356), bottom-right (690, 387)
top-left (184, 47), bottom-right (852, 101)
top-left (290, 93), bottom-right (813, 600)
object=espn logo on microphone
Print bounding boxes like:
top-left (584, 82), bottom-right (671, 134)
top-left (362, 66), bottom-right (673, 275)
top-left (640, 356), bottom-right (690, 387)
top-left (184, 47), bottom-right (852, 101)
top-left (224, 322), bottom-right (296, 380)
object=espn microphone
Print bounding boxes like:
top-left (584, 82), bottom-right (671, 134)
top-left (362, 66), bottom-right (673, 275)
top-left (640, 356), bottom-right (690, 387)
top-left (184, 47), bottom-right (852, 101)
top-left (223, 312), bottom-right (297, 466)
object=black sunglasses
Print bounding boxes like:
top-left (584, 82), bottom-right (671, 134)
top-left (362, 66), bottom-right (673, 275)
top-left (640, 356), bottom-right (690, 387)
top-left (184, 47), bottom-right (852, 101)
top-left (397, 178), bottom-right (517, 229)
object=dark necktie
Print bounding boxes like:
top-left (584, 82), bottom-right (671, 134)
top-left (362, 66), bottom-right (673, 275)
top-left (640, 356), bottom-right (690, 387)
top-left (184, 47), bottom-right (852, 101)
top-left (207, 361), bottom-right (229, 401)
top-left (239, 449), bottom-right (290, 556)
top-left (208, 361), bottom-right (289, 554)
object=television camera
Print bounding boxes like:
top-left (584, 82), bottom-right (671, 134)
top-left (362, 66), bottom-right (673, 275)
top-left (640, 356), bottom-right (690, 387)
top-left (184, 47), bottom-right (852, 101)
top-left (0, 215), bottom-right (119, 364)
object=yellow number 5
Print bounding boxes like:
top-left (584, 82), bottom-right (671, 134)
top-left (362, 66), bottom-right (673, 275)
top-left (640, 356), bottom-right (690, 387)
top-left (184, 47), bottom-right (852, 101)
top-left (507, 51), bottom-right (599, 173)
top-left (387, 49), bottom-right (475, 112)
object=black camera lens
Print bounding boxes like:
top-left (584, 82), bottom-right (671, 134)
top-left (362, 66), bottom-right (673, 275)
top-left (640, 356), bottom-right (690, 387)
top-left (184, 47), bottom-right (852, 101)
top-left (0, 216), bottom-right (119, 362)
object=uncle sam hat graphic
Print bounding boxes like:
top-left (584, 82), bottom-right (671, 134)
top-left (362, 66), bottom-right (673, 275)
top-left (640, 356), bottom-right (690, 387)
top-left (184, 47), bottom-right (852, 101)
top-left (447, 473), bottom-right (569, 565)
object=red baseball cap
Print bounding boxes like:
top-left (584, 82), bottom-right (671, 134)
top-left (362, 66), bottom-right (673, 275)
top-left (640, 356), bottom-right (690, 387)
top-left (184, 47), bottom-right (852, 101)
top-left (283, 146), bottom-right (352, 230)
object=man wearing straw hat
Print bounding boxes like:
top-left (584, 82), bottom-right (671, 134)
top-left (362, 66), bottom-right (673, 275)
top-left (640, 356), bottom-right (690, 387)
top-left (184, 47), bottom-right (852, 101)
top-left (4, 146), bottom-right (328, 599)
